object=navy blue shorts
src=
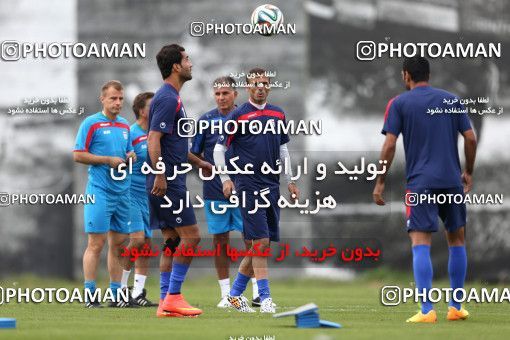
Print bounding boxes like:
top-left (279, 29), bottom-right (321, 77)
top-left (148, 187), bottom-right (197, 229)
top-left (239, 187), bottom-right (280, 242)
top-left (405, 186), bottom-right (466, 233)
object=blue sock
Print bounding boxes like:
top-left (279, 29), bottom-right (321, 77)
top-left (412, 245), bottom-right (433, 314)
top-left (110, 281), bottom-right (121, 302)
top-left (448, 246), bottom-right (467, 310)
top-left (160, 271), bottom-right (171, 300)
top-left (168, 263), bottom-right (190, 295)
top-left (84, 280), bottom-right (96, 302)
top-left (230, 272), bottom-right (251, 297)
top-left (257, 279), bottom-right (271, 302)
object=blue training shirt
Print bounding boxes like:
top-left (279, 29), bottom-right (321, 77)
top-left (190, 108), bottom-right (235, 201)
top-left (146, 83), bottom-right (190, 191)
top-left (217, 101), bottom-right (289, 189)
top-left (74, 112), bottom-right (133, 193)
top-left (382, 85), bottom-right (472, 189)
top-left (130, 123), bottom-right (148, 193)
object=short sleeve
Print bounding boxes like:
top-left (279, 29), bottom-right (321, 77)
top-left (126, 127), bottom-right (134, 153)
top-left (381, 97), bottom-right (402, 136)
top-left (150, 95), bottom-right (178, 134)
top-left (280, 113), bottom-right (290, 145)
top-left (457, 103), bottom-right (472, 133)
top-left (218, 109), bottom-right (239, 148)
top-left (190, 117), bottom-right (206, 154)
top-left (74, 119), bottom-right (93, 152)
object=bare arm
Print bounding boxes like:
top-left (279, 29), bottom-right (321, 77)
top-left (188, 152), bottom-right (207, 167)
top-left (372, 133), bottom-right (398, 205)
top-left (147, 130), bottom-right (164, 168)
top-left (189, 151), bottom-right (205, 161)
top-left (376, 133), bottom-right (397, 183)
top-left (147, 130), bottom-right (166, 196)
top-left (462, 129), bottom-right (477, 175)
top-left (188, 152), bottom-right (212, 177)
top-left (73, 151), bottom-right (123, 168)
top-left (280, 143), bottom-right (299, 200)
top-left (461, 129), bottom-right (477, 193)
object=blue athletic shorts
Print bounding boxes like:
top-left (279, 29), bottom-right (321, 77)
top-left (405, 186), bottom-right (466, 233)
top-left (148, 187), bottom-right (197, 229)
top-left (239, 187), bottom-right (280, 242)
top-left (84, 183), bottom-right (130, 234)
top-left (204, 200), bottom-right (243, 235)
top-left (129, 189), bottom-right (152, 238)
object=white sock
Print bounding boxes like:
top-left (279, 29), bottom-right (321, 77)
top-left (132, 274), bottom-right (147, 299)
top-left (218, 278), bottom-right (230, 298)
top-left (251, 278), bottom-right (259, 299)
top-left (121, 269), bottom-right (131, 289)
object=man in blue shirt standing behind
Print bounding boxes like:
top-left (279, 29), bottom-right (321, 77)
top-left (119, 91), bottom-right (158, 307)
top-left (373, 57), bottom-right (477, 323)
top-left (191, 76), bottom-right (261, 308)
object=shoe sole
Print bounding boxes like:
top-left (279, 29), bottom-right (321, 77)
top-left (231, 308), bottom-right (256, 313)
top-left (228, 305), bottom-right (256, 313)
top-left (406, 319), bottom-right (436, 323)
top-left (252, 302), bottom-right (277, 308)
top-left (162, 308), bottom-right (203, 316)
top-left (158, 311), bottom-right (199, 318)
top-left (157, 311), bottom-right (179, 317)
top-left (447, 316), bottom-right (468, 321)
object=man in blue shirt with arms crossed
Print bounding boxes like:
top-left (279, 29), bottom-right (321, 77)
top-left (191, 76), bottom-right (260, 308)
top-left (74, 80), bottom-right (138, 308)
top-left (373, 57), bottom-right (477, 323)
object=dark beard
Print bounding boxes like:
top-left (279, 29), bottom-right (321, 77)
top-left (182, 72), bottom-right (192, 81)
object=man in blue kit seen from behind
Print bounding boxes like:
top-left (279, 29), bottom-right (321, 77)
top-left (372, 57), bottom-right (477, 323)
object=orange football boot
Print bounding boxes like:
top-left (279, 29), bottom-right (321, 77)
top-left (162, 294), bottom-right (202, 317)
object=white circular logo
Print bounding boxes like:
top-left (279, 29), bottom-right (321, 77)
top-left (176, 217), bottom-right (182, 224)
top-left (219, 135), bottom-right (225, 142)
top-left (160, 122), bottom-right (166, 129)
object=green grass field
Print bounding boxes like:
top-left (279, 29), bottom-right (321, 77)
top-left (1, 273), bottom-right (509, 339)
